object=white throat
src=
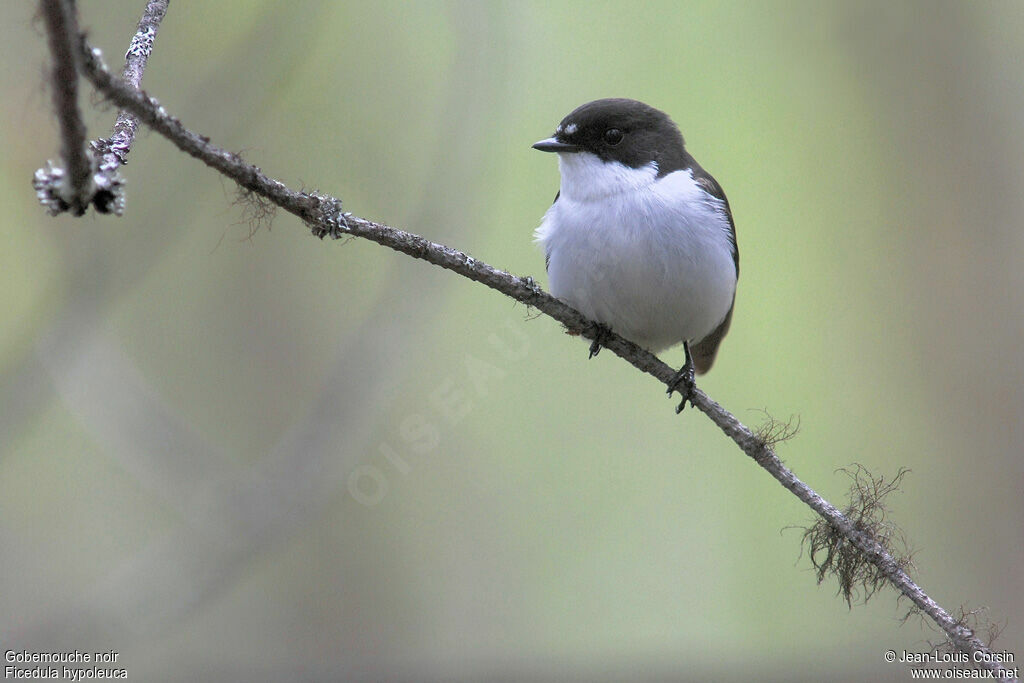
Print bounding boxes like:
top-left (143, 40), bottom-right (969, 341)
top-left (557, 152), bottom-right (659, 202)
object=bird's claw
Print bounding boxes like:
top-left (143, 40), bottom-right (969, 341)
top-left (588, 323), bottom-right (613, 359)
top-left (667, 362), bottom-right (696, 413)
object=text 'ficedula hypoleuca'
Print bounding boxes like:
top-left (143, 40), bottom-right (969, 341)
top-left (533, 98), bottom-right (738, 411)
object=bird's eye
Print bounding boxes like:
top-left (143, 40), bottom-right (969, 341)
top-left (604, 128), bottom-right (624, 145)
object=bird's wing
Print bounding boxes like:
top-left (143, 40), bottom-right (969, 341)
top-left (683, 155), bottom-right (739, 374)
top-left (690, 165), bottom-right (739, 277)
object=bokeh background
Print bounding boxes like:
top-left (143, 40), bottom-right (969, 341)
top-left (1, 2), bottom-right (1021, 681)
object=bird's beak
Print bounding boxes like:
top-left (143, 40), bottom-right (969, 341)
top-left (532, 137), bottom-right (581, 153)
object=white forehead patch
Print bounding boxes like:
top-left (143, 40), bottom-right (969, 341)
top-left (564, 122), bottom-right (578, 135)
top-left (555, 124), bottom-right (563, 135)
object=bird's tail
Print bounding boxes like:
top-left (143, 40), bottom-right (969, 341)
top-left (691, 303), bottom-right (734, 375)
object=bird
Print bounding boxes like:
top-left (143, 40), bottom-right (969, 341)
top-left (533, 98), bottom-right (738, 412)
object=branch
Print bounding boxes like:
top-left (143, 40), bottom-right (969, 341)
top-left (34, 0), bottom-right (92, 216)
top-left (69, 38), bottom-right (1013, 680)
top-left (89, 0), bottom-right (169, 215)
top-left (34, 0), bottom-right (169, 216)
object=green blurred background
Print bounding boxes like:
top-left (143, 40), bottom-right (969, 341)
top-left (1, 2), bottom-right (1021, 681)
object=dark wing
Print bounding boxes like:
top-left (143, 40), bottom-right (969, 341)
top-left (689, 161), bottom-right (739, 277)
top-left (685, 154), bottom-right (739, 374)
top-left (545, 190), bottom-right (560, 272)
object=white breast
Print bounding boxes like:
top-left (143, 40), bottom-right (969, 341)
top-left (535, 153), bottom-right (736, 353)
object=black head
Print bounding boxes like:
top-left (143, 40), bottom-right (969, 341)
top-left (532, 98), bottom-right (687, 171)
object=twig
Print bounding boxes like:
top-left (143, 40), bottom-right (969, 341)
top-left (72, 39), bottom-right (1014, 680)
top-left (34, 0), bottom-right (169, 216)
top-left (34, 0), bottom-right (93, 216)
top-left (89, 0), bottom-right (169, 215)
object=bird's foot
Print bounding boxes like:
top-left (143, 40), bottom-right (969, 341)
top-left (588, 323), bottom-right (613, 359)
top-left (667, 361), bottom-right (696, 413)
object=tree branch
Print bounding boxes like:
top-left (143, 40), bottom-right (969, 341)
top-left (34, 0), bottom-right (92, 216)
top-left (88, 0), bottom-right (168, 215)
top-left (62, 35), bottom-right (1014, 680)
top-left (33, 0), bottom-right (169, 215)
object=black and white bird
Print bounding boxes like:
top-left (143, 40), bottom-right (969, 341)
top-left (533, 98), bottom-right (738, 411)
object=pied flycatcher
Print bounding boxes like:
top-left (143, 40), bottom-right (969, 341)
top-left (533, 98), bottom-right (739, 411)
